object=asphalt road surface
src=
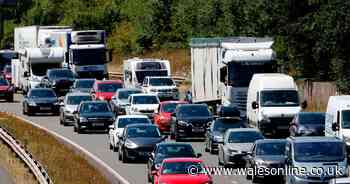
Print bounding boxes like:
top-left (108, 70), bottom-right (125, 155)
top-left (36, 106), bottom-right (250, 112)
top-left (0, 94), bottom-right (250, 184)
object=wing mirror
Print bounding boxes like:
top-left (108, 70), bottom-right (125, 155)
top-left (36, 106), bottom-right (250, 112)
top-left (252, 101), bottom-right (259, 109)
top-left (23, 71), bottom-right (30, 77)
top-left (162, 135), bottom-right (168, 140)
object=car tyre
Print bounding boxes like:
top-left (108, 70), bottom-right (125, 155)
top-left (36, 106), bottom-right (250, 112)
top-left (118, 148), bottom-right (122, 161)
top-left (122, 150), bottom-right (128, 163)
top-left (77, 125), bottom-right (83, 134)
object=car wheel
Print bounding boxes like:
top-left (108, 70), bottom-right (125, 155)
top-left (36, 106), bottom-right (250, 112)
top-left (26, 105), bottom-right (33, 116)
top-left (122, 150), bottom-right (128, 163)
top-left (73, 125), bottom-right (77, 132)
top-left (6, 95), bottom-right (13, 102)
top-left (22, 104), bottom-right (26, 115)
top-left (218, 152), bottom-right (223, 166)
top-left (118, 148), bottom-right (122, 161)
top-left (109, 142), bottom-right (113, 150)
top-left (77, 125), bottom-right (83, 134)
top-left (209, 143), bottom-right (216, 154)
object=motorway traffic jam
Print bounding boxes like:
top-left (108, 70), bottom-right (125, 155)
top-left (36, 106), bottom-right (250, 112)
top-left (0, 26), bottom-right (350, 184)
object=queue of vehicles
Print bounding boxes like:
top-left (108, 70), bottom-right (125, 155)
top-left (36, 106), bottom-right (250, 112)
top-left (2, 34), bottom-right (350, 184)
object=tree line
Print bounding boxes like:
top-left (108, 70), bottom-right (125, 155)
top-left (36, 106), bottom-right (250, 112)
top-left (1, 0), bottom-right (350, 93)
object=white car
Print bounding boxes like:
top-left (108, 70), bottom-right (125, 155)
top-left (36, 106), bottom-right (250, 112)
top-left (108, 115), bottom-right (151, 151)
top-left (126, 94), bottom-right (160, 118)
top-left (329, 177), bottom-right (350, 184)
top-left (141, 76), bottom-right (179, 100)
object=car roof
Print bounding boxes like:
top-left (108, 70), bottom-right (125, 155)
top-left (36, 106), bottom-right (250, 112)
top-left (81, 100), bottom-right (108, 104)
top-left (117, 88), bottom-right (142, 92)
top-left (163, 157), bottom-right (202, 163)
top-left (66, 92), bottom-right (91, 97)
top-left (130, 93), bottom-right (157, 97)
top-left (125, 124), bottom-right (157, 128)
top-left (226, 128), bottom-right (260, 133)
top-left (96, 80), bottom-right (123, 84)
top-left (288, 136), bottom-right (342, 143)
top-left (117, 115), bottom-right (149, 119)
top-left (160, 100), bottom-right (188, 105)
top-left (76, 78), bottom-right (95, 81)
top-left (255, 139), bottom-right (287, 144)
top-left (147, 76), bottom-right (172, 79)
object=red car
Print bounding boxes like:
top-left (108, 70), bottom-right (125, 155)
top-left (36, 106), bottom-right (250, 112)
top-left (0, 78), bottom-right (14, 102)
top-left (153, 157), bottom-right (212, 184)
top-left (154, 101), bottom-right (188, 132)
top-left (92, 80), bottom-right (123, 101)
top-left (1, 65), bottom-right (11, 82)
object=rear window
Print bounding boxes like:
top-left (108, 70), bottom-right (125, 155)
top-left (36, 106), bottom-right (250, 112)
top-left (299, 113), bottom-right (325, 125)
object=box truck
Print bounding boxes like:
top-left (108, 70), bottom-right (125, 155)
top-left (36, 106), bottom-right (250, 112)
top-left (190, 37), bottom-right (276, 116)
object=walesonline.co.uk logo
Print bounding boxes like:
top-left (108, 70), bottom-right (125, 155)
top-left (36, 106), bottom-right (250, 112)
top-left (187, 165), bottom-right (347, 177)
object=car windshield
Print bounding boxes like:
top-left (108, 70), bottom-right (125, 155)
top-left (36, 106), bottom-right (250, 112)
top-left (156, 145), bottom-right (195, 158)
top-left (31, 63), bottom-right (61, 76)
top-left (67, 96), bottom-right (92, 105)
top-left (98, 83), bottom-right (123, 93)
top-left (213, 118), bottom-right (246, 133)
top-left (228, 131), bottom-right (264, 143)
top-left (80, 103), bottom-right (110, 113)
top-left (342, 110), bottom-right (350, 129)
top-left (256, 142), bottom-right (286, 156)
top-left (118, 90), bottom-right (142, 100)
top-left (161, 162), bottom-right (205, 175)
top-left (75, 80), bottom-right (95, 89)
top-left (29, 90), bottom-right (56, 98)
top-left (178, 105), bottom-right (210, 117)
top-left (162, 103), bottom-right (184, 113)
top-left (299, 113), bottom-right (325, 125)
top-left (0, 79), bottom-right (8, 85)
top-left (294, 142), bottom-right (344, 162)
top-left (127, 126), bottom-right (161, 138)
top-left (117, 118), bottom-right (150, 128)
top-left (48, 70), bottom-right (74, 79)
top-left (260, 90), bottom-right (299, 107)
top-left (149, 78), bottom-right (174, 86)
top-left (133, 96), bottom-right (159, 104)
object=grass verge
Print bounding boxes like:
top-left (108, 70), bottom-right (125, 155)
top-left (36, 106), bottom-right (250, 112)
top-left (0, 113), bottom-right (110, 184)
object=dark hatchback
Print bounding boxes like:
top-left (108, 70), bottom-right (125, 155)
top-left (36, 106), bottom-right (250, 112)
top-left (42, 68), bottom-right (75, 96)
top-left (289, 112), bottom-right (325, 136)
top-left (70, 79), bottom-right (95, 93)
top-left (73, 101), bottom-right (115, 133)
top-left (22, 88), bottom-right (60, 116)
top-left (147, 143), bottom-right (200, 182)
top-left (205, 117), bottom-right (247, 154)
top-left (118, 124), bottom-right (166, 163)
top-left (246, 139), bottom-right (287, 183)
top-left (170, 104), bottom-right (213, 141)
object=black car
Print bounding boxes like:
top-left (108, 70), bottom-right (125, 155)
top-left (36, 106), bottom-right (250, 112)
top-left (118, 124), bottom-right (166, 163)
top-left (70, 79), bottom-right (95, 93)
top-left (289, 112), bottom-right (325, 136)
top-left (73, 101), bottom-right (115, 133)
top-left (205, 117), bottom-right (247, 154)
top-left (246, 139), bottom-right (287, 183)
top-left (42, 68), bottom-right (75, 96)
top-left (22, 88), bottom-right (60, 116)
top-left (170, 104), bottom-right (212, 141)
top-left (147, 143), bottom-right (201, 182)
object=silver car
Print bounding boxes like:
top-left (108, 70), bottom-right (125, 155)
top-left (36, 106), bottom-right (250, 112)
top-left (59, 92), bottom-right (92, 126)
top-left (110, 88), bottom-right (142, 115)
top-left (218, 128), bottom-right (264, 167)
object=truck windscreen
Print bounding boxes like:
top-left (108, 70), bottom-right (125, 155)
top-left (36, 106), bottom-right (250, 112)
top-left (227, 62), bottom-right (274, 87)
top-left (72, 48), bottom-right (106, 65)
top-left (0, 52), bottom-right (17, 71)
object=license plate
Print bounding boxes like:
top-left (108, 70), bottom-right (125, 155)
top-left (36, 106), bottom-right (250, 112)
top-left (139, 152), bottom-right (149, 156)
top-left (192, 127), bottom-right (204, 132)
top-left (92, 123), bottom-right (105, 127)
top-left (40, 107), bottom-right (51, 110)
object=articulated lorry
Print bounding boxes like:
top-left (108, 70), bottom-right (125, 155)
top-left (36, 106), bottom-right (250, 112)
top-left (190, 37), bottom-right (276, 117)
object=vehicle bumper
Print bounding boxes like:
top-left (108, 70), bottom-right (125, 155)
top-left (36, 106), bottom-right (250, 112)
top-left (124, 147), bottom-right (153, 160)
top-left (156, 120), bottom-right (171, 132)
top-left (63, 113), bottom-right (75, 124)
top-left (28, 105), bottom-right (60, 113)
top-left (78, 120), bottom-right (114, 130)
top-left (289, 176), bottom-right (331, 184)
top-left (177, 125), bottom-right (207, 137)
top-left (155, 92), bottom-right (179, 100)
top-left (131, 111), bottom-right (155, 119)
top-left (0, 92), bottom-right (13, 99)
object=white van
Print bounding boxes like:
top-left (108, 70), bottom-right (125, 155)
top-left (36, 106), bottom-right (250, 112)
top-left (325, 96), bottom-right (350, 150)
top-left (246, 73), bottom-right (305, 135)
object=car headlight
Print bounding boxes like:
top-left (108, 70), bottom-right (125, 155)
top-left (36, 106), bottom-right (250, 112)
top-left (213, 135), bottom-right (223, 142)
top-left (228, 149), bottom-right (239, 155)
top-left (178, 121), bottom-right (189, 126)
top-left (28, 101), bottom-right (37, 106)
top-left (255, 160), bottom-right (268, 167)
top-left (125, 140), bottom-right (138, 149)
top-left (79, 117), bottom-right (88, 122)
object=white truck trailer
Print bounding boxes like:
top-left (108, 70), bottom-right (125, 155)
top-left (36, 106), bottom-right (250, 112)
top-left (190, 37), bottom-right (276, 116)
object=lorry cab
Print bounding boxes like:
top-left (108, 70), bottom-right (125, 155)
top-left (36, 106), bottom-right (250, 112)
top-left (246, 73), bottom-right (303, 136)
top-left (123, 58), bottom-right (171, 88)
top-left (325, 95), bottom-right (350, 154)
